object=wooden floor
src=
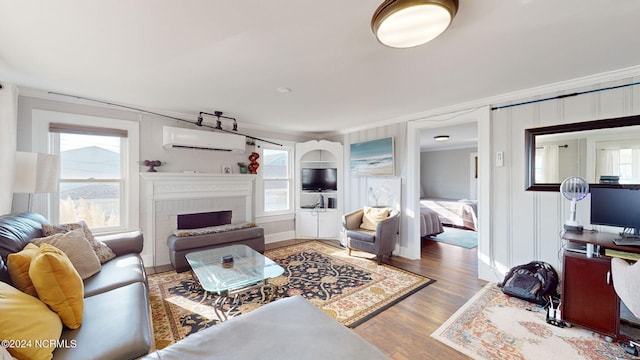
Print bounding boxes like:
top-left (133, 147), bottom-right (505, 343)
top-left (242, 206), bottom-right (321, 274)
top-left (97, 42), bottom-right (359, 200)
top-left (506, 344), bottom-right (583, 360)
top-left (266, 237), bottom-right (487, 360)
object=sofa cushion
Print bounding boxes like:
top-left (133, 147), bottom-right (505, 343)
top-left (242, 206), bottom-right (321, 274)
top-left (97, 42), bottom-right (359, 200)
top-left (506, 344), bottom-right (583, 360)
top-left (83, 253), bottom-right (146, 297)
top-left (167, 226), bottom-right (265, 251)
top-left (29, 244), bottom-right (84, 329)
top-left (54, 282), bottom-right (153, 360)
top-left (31, 229), bottom-right (101, 280)
top-left (42, 221), bottom-right (115, 264)
top-left (140, 295), bottom-right (387, 360)
top-left (0, 212), bottom-right (48, 282)
top-left (0, 281), bottom-right (63, 360)
top-left (360, 207), bottom-right (389, 231)
top-left (7, 243), bottom-right (40, 297)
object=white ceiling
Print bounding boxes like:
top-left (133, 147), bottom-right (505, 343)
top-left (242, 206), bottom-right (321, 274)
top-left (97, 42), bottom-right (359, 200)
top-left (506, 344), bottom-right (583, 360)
top-left (1, 0), bottom-right (640, 136)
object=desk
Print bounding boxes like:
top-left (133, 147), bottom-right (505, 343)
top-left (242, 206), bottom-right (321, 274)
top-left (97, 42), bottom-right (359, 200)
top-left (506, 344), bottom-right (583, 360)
top-left (561, 231), bottom-right (640, 339)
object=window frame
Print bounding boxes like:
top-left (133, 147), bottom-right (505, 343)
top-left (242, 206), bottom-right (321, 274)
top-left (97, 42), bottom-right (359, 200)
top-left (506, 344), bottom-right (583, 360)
top-left (255, 142), bottom-right (294, 218)
top-left (32, 109), bottom-right (140, 233)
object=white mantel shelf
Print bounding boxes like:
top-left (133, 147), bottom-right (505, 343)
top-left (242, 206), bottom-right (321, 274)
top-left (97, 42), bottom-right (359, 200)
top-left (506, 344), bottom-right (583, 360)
top-left (140, 172), bottom-right (257, 200)
top-left (140, 172), bottom-right (257, 180)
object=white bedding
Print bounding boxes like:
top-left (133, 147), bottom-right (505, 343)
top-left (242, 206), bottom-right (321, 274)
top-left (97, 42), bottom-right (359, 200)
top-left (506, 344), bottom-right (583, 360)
top-left (420, 198), bottom-right (478, 231)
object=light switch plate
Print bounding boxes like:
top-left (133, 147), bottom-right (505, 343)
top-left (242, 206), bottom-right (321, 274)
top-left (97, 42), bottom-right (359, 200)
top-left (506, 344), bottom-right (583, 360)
top-left (496, 151), bottom-right (504, 167)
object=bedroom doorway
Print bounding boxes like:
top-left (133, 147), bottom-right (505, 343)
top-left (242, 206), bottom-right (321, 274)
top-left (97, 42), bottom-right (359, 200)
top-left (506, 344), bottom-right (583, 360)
top-left (405, 107), bottom-right (491, 278)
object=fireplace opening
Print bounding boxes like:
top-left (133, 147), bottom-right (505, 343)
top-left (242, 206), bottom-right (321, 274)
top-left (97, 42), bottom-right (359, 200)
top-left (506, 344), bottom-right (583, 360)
top-left (177, 210), bottom-right (232, 230)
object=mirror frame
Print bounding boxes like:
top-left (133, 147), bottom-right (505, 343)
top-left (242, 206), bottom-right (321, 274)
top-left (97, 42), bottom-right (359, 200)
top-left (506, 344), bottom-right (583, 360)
top-left (525, 114), bottom-right (640, 191)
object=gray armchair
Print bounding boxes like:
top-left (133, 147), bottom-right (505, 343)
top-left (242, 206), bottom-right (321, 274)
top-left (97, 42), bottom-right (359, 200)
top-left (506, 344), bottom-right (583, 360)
top-left (342, 208), bottom-right (400, 265)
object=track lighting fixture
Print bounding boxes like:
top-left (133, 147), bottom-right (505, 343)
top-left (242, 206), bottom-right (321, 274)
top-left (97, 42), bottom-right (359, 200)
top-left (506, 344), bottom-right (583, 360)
top-left (199, 110), bottom-right (240, 133)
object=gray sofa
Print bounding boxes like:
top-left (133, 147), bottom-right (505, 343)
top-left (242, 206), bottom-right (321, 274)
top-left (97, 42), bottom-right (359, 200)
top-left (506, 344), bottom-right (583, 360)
top-left (0, 212), bottom-right (153, 360)
top-left (140, 295), bottom-right (388, 360)
top-left (167, 226), bottom-right (265, 272)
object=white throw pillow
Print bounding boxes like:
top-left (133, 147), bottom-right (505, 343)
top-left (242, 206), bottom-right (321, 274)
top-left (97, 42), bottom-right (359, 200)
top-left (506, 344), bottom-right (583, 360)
top-left (31, 229), bottom-right (101, 279)
top-left (360, 207), bottom-right (390, 231)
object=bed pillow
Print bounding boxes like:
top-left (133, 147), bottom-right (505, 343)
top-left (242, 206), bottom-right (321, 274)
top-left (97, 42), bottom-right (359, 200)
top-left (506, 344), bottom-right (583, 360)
top-left (29, 243), bottom-right (84, 329)
top-left (42, 221), bottom-right (115, 264)
top-left (0, 281), bottom-right (63, 360)
top-left (31, 229), bottom-right (101, 280)
top-left (6, 243), bottom-right (40, 297)
top-left (360, 206), bottom-right (390, 231)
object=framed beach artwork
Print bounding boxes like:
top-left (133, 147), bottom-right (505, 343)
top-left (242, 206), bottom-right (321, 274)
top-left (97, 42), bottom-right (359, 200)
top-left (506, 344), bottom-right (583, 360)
top-left (350, 137), bottom-right (394, 176)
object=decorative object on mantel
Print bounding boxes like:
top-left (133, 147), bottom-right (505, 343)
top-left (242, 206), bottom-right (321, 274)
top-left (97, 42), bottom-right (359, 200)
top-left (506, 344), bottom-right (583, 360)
top-left (143, 160), bottom-right (163, 172)
top-left (248, 152), bottom-right (260, 174)
top-left (221, 164), bottom-right (233, 174)
top-left (237, 162), bottom-right (248, 174)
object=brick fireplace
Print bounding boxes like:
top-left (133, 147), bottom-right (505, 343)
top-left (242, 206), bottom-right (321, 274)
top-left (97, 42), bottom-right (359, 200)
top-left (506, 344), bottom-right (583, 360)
top-left (139, 173), bottom-right (256, 266)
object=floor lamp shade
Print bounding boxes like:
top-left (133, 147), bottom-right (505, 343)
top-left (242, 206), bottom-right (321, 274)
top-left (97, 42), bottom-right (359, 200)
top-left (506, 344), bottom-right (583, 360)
top-left (14, 152), bottom-right (60, 194)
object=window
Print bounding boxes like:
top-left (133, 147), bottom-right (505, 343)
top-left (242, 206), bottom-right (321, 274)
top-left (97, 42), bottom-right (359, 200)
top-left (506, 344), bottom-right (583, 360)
top-left (260, 146), bottom-right (293, 214)
top-left (56, 130), bottom-right (124, 229)
top-left (33, 110), bottom-right (139, 233)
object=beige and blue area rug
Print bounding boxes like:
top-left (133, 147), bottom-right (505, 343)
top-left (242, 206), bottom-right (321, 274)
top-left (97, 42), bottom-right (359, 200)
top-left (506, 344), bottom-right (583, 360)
top-left (432, 283), bottom-right (631, 360)
top-left (150, 241), bottom-right (434, 349)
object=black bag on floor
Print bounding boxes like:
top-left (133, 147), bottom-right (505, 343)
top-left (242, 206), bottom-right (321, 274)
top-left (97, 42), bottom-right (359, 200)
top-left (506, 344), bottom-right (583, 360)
top-left (499, 261), bottom-right (558, 306)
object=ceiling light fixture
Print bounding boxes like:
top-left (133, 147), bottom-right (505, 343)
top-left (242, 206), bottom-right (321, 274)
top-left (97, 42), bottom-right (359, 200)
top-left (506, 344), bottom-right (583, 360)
top-left (372, 0), bottom-right (458, 48)
top-left (434, 135), bottom-right (449, 141)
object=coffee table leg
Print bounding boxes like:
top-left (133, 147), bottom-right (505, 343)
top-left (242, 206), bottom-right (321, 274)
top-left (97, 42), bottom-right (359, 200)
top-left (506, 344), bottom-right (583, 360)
top-left (213, 294), bottom-right (229, 322)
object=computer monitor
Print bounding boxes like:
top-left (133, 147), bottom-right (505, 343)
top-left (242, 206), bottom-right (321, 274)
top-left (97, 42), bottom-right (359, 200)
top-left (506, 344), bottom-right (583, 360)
top-left (590, 187), bottom-right (640, 238)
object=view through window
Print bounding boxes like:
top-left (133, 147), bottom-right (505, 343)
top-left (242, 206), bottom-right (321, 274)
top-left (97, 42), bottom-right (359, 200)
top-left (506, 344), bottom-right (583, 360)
top-left (58, 133), bottom-right (123, 229)
top-left (262, 148), bottom-right (291, 213)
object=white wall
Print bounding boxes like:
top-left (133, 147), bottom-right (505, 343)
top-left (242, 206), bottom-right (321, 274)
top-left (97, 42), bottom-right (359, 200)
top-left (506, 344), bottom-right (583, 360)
top-left (0, 83), bottom-right (18, 214)
top-left (14, 95), bottom-right (307, 243)
top-left (487, 76), bottom-right (640, 281)
top-left (420, 147), bottom-right (477, 199)
top-left (339, 70), bottom-right (640, 281)
top-left (336, 123), bottom-right (411, 256)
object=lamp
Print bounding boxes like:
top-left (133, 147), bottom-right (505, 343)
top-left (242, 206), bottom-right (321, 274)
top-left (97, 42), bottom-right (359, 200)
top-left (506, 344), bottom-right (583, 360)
top-left (372, 0), bottom-right (458, 48)
top-left (13, 152), bottom-right (60, 211)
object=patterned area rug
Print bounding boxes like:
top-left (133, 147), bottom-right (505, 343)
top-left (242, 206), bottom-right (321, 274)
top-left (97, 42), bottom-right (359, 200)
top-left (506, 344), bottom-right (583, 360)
top-left (432, 283), bottom-right (630, 359)
top-left (150, 241), bottom-right (434, 349)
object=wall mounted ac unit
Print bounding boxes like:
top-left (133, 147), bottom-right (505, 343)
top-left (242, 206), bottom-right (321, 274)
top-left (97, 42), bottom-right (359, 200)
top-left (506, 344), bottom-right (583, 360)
top-left (162, 126), bottom-right (246, 154)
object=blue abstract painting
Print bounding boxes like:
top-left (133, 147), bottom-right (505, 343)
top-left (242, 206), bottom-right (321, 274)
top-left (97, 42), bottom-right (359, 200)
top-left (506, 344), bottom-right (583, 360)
top-left (350, 137), bottom-right (394, 176)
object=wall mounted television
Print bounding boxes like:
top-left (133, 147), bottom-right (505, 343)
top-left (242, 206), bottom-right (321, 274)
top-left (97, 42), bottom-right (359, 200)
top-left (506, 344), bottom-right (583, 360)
top-left (301, 168), bottom-right (337, 192)
top-left (590, 186), bottom-right (640, 238)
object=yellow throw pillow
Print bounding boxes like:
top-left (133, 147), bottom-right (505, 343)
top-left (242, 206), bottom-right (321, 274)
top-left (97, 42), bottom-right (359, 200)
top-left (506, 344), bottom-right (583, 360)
top-left (0, 281), bottom-right (63, 360)
top-left (31, 229), bottom-right (101, 280)
top-left (29, 243), bottom-right (84, 329)
top-left (7, 243), bottom-right (40, 297)
top-left (360, 207), bottom-right (390, 231)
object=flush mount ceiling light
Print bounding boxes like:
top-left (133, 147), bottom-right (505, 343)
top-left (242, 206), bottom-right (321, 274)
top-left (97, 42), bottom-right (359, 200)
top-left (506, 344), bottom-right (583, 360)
top-left (372, 0), bottom-right (458, 48)
top-left (434, 135), bottom-right (449, 141)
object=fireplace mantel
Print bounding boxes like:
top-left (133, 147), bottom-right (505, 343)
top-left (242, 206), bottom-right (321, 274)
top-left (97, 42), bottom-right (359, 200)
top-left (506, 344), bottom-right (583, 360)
top-left (139, 172), bottom-right (257, 266)
top-left (140, 172), bottom-right (256, 200)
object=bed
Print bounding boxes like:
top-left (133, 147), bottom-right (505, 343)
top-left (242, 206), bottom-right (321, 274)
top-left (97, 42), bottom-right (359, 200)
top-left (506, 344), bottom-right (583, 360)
top-left (420, 206), bottom-right (444, 237)
top-left (420, 198), bottom-right (478, 231)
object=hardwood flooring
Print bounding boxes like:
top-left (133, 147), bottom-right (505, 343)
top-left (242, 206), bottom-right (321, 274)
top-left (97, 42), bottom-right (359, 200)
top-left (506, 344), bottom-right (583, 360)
top-left (266, 237), bottom-right (487, 360)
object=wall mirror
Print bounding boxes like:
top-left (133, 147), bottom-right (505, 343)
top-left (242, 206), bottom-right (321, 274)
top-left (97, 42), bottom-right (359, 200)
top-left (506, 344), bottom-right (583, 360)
top-left (525, 114), bottom-right (640, 191)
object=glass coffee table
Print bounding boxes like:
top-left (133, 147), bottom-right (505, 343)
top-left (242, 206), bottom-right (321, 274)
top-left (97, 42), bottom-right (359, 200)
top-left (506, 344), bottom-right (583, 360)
top-left (185, 244), bottom-right (284, 321)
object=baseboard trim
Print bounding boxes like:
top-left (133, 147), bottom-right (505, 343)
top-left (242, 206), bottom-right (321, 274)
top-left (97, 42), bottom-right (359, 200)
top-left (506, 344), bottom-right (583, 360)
top-left (265, 231), bottom-right (296, 244)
